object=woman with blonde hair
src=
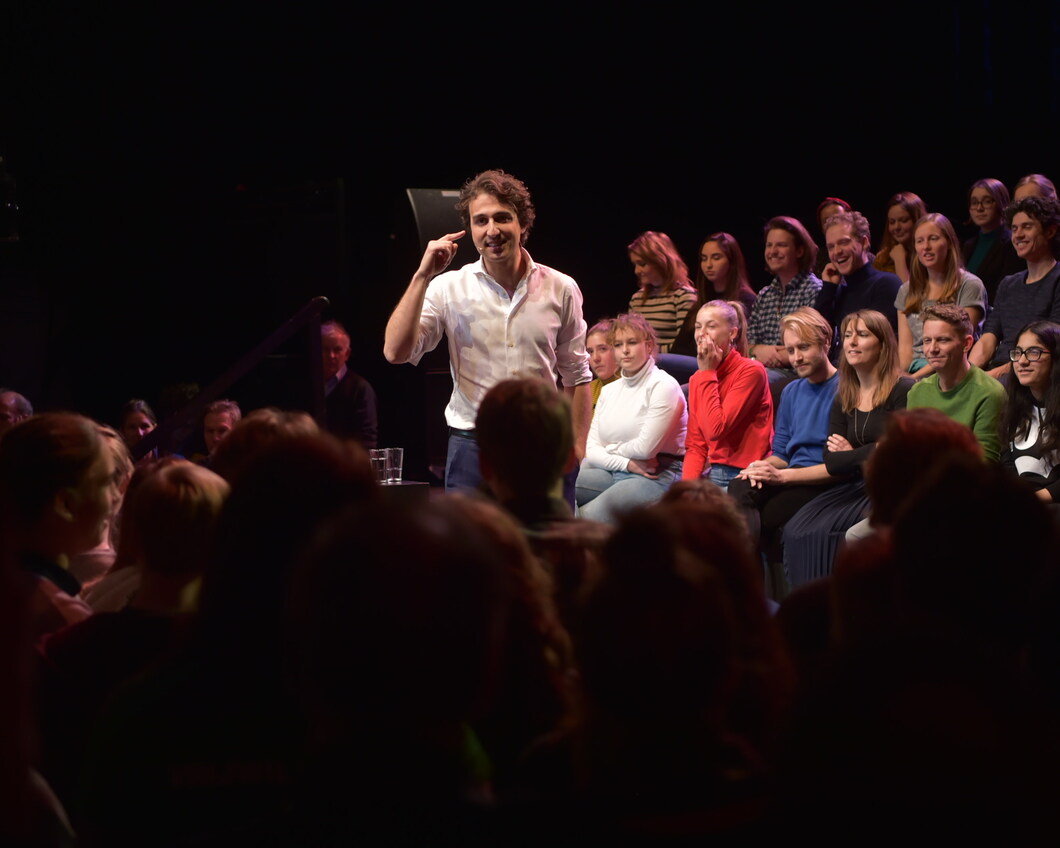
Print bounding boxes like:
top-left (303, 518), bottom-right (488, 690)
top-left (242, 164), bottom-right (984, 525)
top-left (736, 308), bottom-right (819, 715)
top-left (782, 310), bottom-right (913, 589)
top-left (896, 212), bottom-right (987, 379)
top-left (626, 230), bottom-right (697, 353)
top-left (576, 312), bottom-right (686, 522)
top-left (682, 300), bottom-right (772, 491)
top-left (872, 191), bottom-right (927, 282)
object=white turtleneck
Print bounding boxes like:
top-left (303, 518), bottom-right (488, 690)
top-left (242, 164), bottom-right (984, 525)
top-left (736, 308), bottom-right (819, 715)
top-left (584, 358), bottom-right (687, 472)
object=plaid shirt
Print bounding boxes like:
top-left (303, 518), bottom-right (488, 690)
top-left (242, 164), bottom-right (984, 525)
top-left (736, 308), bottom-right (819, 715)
top-left (746, 272), bottom-right (823, 347)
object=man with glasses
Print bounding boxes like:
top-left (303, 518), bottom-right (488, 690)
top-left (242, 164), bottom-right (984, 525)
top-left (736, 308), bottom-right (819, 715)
top-left (970, 195), bottom-right (1060, 380)
top-left (908, 303), bottom-right (1005, 461)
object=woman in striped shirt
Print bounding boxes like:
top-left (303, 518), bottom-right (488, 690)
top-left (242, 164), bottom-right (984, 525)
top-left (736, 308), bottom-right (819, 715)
top-left (627, 230), bottom-right (697, 354)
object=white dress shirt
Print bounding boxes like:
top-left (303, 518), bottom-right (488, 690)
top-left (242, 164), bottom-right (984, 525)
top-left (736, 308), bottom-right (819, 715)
top-left (407, 250), bottom-right (592, 430)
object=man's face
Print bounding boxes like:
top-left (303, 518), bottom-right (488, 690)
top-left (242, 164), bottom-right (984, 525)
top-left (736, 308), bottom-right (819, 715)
top-left (204, 411), bottom-right (237, 454)
top-left (121, 412), bottom-right (155, 447)
top-left (322, 330), bottom-right (351, 381)
top-left (468, 193), bottom-right (524, 266)
top-left (826, 222), bottom-right (871, 276)
top-left (765, 228), bottom-right (803, 279)
top-left (782, 328), bottom-right (830, 383)
top-left (1011, 212), bottom-right (1055, 264)
top-left (0, 393), bottom-right (25, 434)
top-left (922, 319), bottom-right (971, 378)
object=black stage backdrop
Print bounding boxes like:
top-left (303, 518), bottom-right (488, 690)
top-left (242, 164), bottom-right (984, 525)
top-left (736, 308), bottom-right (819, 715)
top-left (1, 3), bottom-right (1056, 481)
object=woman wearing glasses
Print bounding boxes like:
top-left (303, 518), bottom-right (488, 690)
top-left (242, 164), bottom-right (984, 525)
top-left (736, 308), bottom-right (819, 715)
top-left (1001, 321), bottom-right (1060, 506)
top-left (961, 177), bottom-right (1023, 304)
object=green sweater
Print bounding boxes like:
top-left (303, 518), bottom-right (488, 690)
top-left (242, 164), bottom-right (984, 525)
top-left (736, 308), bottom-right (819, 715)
top-left (907, 365), bottom-right (1005, 461)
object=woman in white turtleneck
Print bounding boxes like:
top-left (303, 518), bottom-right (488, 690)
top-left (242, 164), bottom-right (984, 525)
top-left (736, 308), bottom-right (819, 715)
top-left (575, 312), bottom-right (687, 523)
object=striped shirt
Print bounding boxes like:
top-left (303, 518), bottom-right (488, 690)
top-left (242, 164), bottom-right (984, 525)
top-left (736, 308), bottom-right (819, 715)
top-left (628, 284), bottom-right (698, 353)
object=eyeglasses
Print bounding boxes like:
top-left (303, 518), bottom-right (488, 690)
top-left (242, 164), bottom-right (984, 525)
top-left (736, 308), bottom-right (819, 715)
top-left (969, 197), bottom-right (997, 209)
top-left (1009, 347), bottom-right (1050, 362)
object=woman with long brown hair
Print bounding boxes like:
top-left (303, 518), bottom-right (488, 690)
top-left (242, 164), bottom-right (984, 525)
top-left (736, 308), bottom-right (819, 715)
top-left (896, 212), bottom-right (987, 380)
top-left (626, 230), bottom-right (697, 354)
top-left (782, 310), bottom-right (913, 590)
top-left (669, 231), bottom-right (757, 359)
top-left (872, 191), bottom-right (927, 282)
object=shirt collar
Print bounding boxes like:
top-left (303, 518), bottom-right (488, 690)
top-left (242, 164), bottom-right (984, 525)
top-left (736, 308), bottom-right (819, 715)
top-left (325, 363), bottom-right (347, 396)
top-left (474, 248), bottom-right (535, 291)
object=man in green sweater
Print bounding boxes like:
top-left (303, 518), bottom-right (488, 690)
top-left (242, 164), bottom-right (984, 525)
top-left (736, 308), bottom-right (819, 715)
top-left (907, 303), bottom-right (1005, 461)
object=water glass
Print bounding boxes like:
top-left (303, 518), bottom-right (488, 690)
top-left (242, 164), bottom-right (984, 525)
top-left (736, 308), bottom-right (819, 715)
top-left (369, 449), bottom-right (387, 483)
top-left (386, 447), bottom-right (404, 484)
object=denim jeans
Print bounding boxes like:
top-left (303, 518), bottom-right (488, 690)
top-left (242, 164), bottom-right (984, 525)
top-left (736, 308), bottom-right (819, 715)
top-left (445, 431), bottom-right (483, 494)
top-left (708, 463), bottom-right (741, 492)
top-left (575, 459), bottom-right (683, 523)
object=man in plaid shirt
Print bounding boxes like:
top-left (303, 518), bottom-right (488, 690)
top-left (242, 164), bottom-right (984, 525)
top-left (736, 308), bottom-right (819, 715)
top-left (747, 216), bottom-right (823, 408)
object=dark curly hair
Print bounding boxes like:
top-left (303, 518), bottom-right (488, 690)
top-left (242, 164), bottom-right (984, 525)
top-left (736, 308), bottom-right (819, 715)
top-left (455, 169), bottom-right (535, 245)
top-left (1005, 195), bottom-right (1060, 259)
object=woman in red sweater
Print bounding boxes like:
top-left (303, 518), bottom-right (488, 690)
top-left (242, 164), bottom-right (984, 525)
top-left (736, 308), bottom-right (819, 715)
top-left (682, 300), bottom-right (774, 491)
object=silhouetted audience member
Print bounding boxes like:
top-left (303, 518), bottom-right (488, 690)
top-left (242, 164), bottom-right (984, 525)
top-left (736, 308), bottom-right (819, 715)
top-left (476, 377), bottom-right (612, 629)
top-left (116, 398), bottom-right (157, 459)
top-left (0, 413), bottom-right (117, 643)
top-left (74, 430), bottom-right (375, 846)
top-left (67, 425), bottom-right (133, 592)
top-left (283, 495), bottom-right (546, 843)
top-left (207, 406), bottom-right (319, 485)
top-left (200, 398), bottom-right (241, 463)
top-left (0, 386), bottom-right (32, 435)
top-left (36, 458), bottom-right (230, 819)
top-left (512, 498), bottom-right (794, 839)
top-left (776, 455), bottom-right (1060, 836)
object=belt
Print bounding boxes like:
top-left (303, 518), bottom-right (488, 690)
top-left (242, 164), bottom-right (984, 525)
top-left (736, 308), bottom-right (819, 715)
top-left (449, 427), bottom-right (476, 440)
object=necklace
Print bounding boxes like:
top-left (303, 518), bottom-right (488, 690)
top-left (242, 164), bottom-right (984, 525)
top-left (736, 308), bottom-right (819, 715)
top-left (853, 407), bottom-right (872, 445)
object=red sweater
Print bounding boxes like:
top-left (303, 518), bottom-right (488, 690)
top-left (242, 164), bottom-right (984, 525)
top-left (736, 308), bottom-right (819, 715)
top-left (682, 350), bottom-right (774, 479)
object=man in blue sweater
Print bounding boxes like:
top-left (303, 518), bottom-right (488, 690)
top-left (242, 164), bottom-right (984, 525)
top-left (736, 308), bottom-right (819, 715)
top-left (728, 307), bottom-right (839, 600)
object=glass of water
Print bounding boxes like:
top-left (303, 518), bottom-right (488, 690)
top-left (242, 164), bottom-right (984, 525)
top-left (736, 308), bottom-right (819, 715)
top-left (386, 447), bottom-right (404, 484)
top-left (369, 449), bottom-right (387, 483)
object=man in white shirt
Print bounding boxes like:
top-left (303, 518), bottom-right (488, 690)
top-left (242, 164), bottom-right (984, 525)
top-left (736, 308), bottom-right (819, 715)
top-left (384, 169), bottom-right (592, 493)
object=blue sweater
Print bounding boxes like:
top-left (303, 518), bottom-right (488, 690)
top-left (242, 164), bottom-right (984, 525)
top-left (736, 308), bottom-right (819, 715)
top-left (773, 372), bottom-right (840, 468)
